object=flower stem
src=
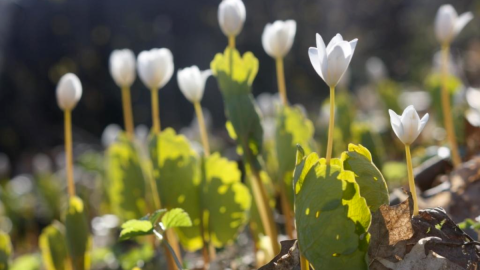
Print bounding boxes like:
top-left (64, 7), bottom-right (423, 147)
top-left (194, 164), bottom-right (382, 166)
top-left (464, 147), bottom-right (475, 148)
top-left (405, 144), bottom-right (419, 216)
top-left (275, 57), bottom-right (288, 106)
top-left (194, 102), bottom-right (210, 156)
top-left (163, 235), bottom-right (184, 270)
top-left (440, 44), bottom-right (461, 168)
top-left (325, 87), bottom-right (335, 164)
top-left (228, 35), bottom-right (235, 49)
top-left (64, 109), bottom-right (75, 197)
top-left (250, 168), bottom-right (280, 256)
top-left (195, 102), bottom-right (213, 266)
top-left (148, 159), bottom-right (181, 270)
top-left (151, 88), bottom-right (161, 135)
top-left (164, 230), bottom-right (182, 269)
top-left (300, 254), bottom-right (310, 270)
top-left (121, 86), bottom-right (135, 140)
top-left (148, 88), bottom-right (181, 269)
top-left (279, 182), bottom-right (294, 239)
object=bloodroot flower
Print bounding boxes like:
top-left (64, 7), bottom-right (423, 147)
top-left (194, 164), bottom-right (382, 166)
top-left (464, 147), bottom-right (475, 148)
top-left (389, 105), bottom-right (429, 146)
top-left (308, 33), bottom-right (358, 88)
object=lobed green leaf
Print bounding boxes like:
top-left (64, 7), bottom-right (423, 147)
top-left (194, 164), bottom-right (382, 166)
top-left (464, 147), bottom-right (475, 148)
top-left (161, 208), bottom-right (193, 230)
top-left (341, 144), bottom-right (389, 212)
top-left (202, 153), bottom-right (251, 247)
top-left (119, 220), bottom-right (154, 241)
top-left (293, 150), bottom-right (370, 270)
top-left (211, 48), bottom-right (263, 170)
top-left (149, 128), bottom-right (203, 251)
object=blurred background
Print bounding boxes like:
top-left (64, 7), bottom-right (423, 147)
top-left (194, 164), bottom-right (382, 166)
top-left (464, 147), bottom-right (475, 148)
top-left (1, 0), bottom-right (479, 174)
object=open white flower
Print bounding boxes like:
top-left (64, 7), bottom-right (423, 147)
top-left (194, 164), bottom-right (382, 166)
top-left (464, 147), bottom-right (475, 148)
top-left (218, 0), bottom-right (246, 37)
top-left (109, 49), bottom-right (136, 88)
top-left (177, 66), bottom-right (212, 103)
top-left (137, 48), bottom-right (174, 90)
top-left (435, 4), bottom-right (473, 45)
top-left (308, 33), bottom-right (358, 88)
top-left (389, 105), bottom-right (429, 145)
top-left (262, 20), bottom-right (296, 59)
top-left (56, 73), bottom-right (82, 111)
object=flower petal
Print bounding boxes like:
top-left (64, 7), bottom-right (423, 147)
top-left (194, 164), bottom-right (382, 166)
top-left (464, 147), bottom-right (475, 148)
top-left (454, 12), bottom-right (473, 37)
top-left (326, 33), bottom-right (344, 55)
top-left (389, 109), bottom-right (404, 143)
top-left (349, 39), bottom-right (358, 56)
top-left (400, 105), bottom-right (421, 145)
top-left (158, 49), bottom-right (174, 88)
top-left (325, 44), bottom-right (349, 87)
top-left (418, 113), bottom-right (429, 134)
top-left (283, 20), bottom-right (297, 57)
top-left (435, 4), bottom-right (457, 44)
top-left (261, 23), bottom-right (274, 57)
top-left (308, 47), bottom-right (324, 81)
top-left (315, 33), bottom-right (328, 78)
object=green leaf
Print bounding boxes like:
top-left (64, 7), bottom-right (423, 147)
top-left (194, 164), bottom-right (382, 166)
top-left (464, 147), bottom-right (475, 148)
top-left (458, 218), bottom-right (480, 231)
top-left (202, 153), bottom-right (251, 247)
top-left (161, 208), bottom-right (192, 230)
top-left (341, 144), bottom-right (389, 212)
top-left (39, 221), bottom-right (68, 270)
top-left (294, 155), bottom-right (370, 270)
top-left (292, 148), bottom-right (319, 194)
top-left (10, 254), bottom-right (41, 270)
top-left (211, 47), bottom-right (258, 86)
top-left (119, 220), bottom-right (154, 241)
top-left (149, 128), bottom-right (202, 251)
top-left (211, 48), bottom-right (263, 170)
top-left (64, 196), bottom-right (91, 270)
top-left (275, 105), bottom-right (315, 182)
top-left (246, 169), bottom-right (275, 239)
top-left (0, 231), bottom-right (12, 270)
top-left (106, 133), bottom-right (147, 221)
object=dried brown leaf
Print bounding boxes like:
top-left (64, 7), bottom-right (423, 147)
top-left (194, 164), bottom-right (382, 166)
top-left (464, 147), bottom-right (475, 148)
top-left (258, 240), bottom-right (302, 270)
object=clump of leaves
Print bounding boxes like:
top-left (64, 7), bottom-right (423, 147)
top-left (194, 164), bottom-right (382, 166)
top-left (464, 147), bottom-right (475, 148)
top-left (119, 208), bottom-right (192, 269)
top-left (119, 208), bottom-right (192, 241)
top-left (148, 128), bottom-right (251, 251)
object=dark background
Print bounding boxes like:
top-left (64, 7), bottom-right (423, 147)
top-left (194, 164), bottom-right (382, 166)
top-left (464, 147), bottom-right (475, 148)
top-left (0, 0), bottom-right (479, 173)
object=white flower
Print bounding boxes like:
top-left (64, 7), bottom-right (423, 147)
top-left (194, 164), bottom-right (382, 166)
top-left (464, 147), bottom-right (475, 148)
top-left (389, 105), bottom-right (429, 145)
top-left (262, 20), bottom-right (296, 59)
top-left (137, 48), bottom-right (174, 90)
top-left (218, 0), bottom-right (246, 37)
top-left (177, 66), bottom-right (212, 103)
top-left (435, 4), bottom-right (473, 45)
top-left (56, 73), bottom-right (82, 111)
top-left (109, 49), bottom-right (136, 88)
top-left (308, 33), bottom-right (358, 88)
